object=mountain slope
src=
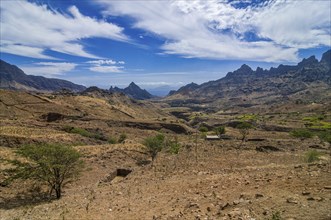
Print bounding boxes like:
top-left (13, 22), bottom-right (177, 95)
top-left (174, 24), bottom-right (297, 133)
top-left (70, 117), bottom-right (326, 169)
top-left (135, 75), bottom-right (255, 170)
top-left (0, 60), bottom-right (86, 92)
top-left (166, 50), bottom-right (331, 112)
top-left (109, 82), bottom-right (154, 100)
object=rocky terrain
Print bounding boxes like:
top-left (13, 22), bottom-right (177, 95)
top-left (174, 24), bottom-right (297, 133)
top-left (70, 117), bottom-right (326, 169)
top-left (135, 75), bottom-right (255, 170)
top-left (0, 51), bottom-right (330, 220)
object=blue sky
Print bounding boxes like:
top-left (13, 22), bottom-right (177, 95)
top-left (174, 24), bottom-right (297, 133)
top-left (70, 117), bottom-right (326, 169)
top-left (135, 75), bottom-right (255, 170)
top-left (1, 0), bottom-right (330, 95)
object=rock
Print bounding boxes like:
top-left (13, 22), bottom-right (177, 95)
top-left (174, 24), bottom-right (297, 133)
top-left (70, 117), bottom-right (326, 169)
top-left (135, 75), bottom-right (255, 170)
top-left (228, 208), bottom-right (242, 218)
top-left (294, 165), bottom-right (302, 169)
top-left (255, 193), bottom-right (264, 198)
top-left (324, 186), bottom-right (331, 190)
top-left (287, 197), bottom-right (298, 204)
top-left (233, 200), bottom-right (240, 205)
top-left (220, 202), bottom-right (230, 210)
top-left (302, 191), bottom-right (311, 195)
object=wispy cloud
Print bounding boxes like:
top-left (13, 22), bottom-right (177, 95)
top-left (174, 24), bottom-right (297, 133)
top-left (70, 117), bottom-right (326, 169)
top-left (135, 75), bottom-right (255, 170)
top-left (89, 65), bottom-right (124, 73)
top-left (96, 0), bottom-right (331, 62)
top-left (0, 0), bottom-right (129, 59)
top-left (21, 62), bottom-right (77, 76)
top-left (87, 59), bottom-right (125, 73)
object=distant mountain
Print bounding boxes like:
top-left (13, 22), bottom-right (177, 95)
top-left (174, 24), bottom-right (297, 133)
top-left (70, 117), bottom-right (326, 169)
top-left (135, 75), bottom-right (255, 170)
top-left (109, 82), bottom-right (154, 100)
top-left (0, 60), bottom-right (86, 92)
top-left (166, 50), bottom-right (331, 111)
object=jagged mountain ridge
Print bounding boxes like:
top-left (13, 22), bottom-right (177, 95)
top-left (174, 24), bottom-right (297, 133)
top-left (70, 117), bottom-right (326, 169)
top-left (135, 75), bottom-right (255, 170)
top-left (0, 60), bottom-right (86, 92)
top-left (109, 82), bottom-right (154, 100)
top-left (166, 50), bottom-right (331, 111)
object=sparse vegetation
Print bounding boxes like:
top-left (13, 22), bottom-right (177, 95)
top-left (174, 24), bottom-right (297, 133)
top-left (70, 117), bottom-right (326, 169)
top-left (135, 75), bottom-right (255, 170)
top-left (214, 125), bottom-right (225, 137)
top-left (315, 130), bottom-right (331, 143)
top-left (199, 126), bottom-right (209, 132)
top-left (118, 133), bottom-right (127, 143)
top-left (167, 136), bottom-right (181, 154)
top-left (271, 211), bottom-right (282, 220)
top-left (236, 121), bottom-right (253, 142)
top-left (143, 133), bottom-right (165, 163)
top-left (3, 143), bottom-right (83, 199)
top-left (63, 126), bottom-right (105, 141)
top-left (107, 136), bottom-right (117, 144)
top-left (290, 128), bottom-right (313, 139)
top-left (305, 150), bottom-right (322, 163)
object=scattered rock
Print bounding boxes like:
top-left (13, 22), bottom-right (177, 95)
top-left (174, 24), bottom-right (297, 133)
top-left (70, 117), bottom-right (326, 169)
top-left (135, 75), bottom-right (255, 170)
top-left (256, 145), bottom-right (281, 152)
top-left (287, 197), bottom-right (299, 204)
top-left (302, 191), bottom-right (311, 196)
top-left (255, 193), bottom-right (264, 198)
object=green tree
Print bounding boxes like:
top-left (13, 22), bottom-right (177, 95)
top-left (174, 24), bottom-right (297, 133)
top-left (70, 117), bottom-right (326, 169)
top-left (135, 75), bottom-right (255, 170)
top-left (143, 133), bottom-right (165, 164)
top-left (214, 126), bottom-right (226, 137)
top-left (236, 121), bottom-right (253, 142)
top-left (3, 144), bottom-right (83, 199)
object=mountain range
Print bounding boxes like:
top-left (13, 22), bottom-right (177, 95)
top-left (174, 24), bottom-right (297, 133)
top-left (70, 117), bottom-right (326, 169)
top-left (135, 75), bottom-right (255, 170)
top-left (165, 50), bottom-right (331, 112)
top-left (1, 50), bottom-right (330, 107)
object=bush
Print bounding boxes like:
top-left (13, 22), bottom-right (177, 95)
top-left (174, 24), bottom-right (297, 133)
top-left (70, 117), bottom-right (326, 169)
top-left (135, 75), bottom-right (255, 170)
top-left (316, 130), bottom-right (331, 143)
top-left (63, 126), bottom-right (105, 141)
top-left (167, 137), bottom-right (181, 154)
top-left (199, 126), bottom-right (209, 132)
top-left (143, 133), bottom-right (165, 162)
top-left (214, 126), bottom-right (225, 137)
top-left (107, 136), bottom-right (117, 144)
top-left (305, 150), bottom-right (322, 163)
top-left (3, 144), bottom-right (83, 199)
top-left (290, 128), bottom-right (313, 139)
top-left (118, 133), bottom-right (127, 143)
top-left (271, 211), bottom-right (282, 220)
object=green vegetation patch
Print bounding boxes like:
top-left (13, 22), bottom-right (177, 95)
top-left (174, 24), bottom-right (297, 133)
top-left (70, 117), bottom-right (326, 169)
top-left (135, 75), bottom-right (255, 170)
top-left (63, 126), bottom-right (105, 141)
top-left (237, 114), bottom-right (258, 121)
top-left (290, 128), bottom-right (314, 139)
top-left (305, 150), bottom-right (322, 163)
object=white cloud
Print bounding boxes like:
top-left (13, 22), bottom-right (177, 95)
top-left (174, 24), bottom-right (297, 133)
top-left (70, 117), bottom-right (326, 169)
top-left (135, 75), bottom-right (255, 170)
top-left (89, 65), bottom-right (124, 73)
top-left (87, 59), bottom-right (117, 65)
top-left (0, 1), bottom-right (129, 59)
top-left (96, 0), bottom-right (331, 62)
top-left (21, 62), bottom-right (77, 76)
top-left (87, 59), bottom-right (125, 73)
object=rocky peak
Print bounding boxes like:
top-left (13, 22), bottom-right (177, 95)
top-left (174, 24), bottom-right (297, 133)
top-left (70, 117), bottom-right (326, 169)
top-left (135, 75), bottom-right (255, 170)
top-left (298, 55), bottom-right (318, 68)
top-left (320, 50), bottom-right (331, 67)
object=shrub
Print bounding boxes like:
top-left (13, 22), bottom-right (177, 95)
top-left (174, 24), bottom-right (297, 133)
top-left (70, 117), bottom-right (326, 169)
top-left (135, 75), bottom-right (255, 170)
top-left (63, 126), bottom-right (105, 141)
top-left (143, 133), bottom-right (165, 162)
top-left (316, 130), bottom-right (331, 143)
top-left (107, 137), bottom-right (117, 144)
top-left (271, 211), bottom-right (282, 220)
top-left (305, 150), bottom-right (322, 163)
top-left (214, 126), bottom-right (225, 137)
top-left (3, 144), bottom-right (83, 199)
top-left (118, 133), bottom-right (127, 143)
top-left (199, 126), bottom-right (209, 132)
top-left (167, 137), bottom-right (181, 154)
top-left (290, 128), bottom-right (313, 139)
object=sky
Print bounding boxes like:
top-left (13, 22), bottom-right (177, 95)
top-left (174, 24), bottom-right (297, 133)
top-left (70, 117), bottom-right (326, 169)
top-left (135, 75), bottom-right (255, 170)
top-left (0, 0), bottom-right (330, 96)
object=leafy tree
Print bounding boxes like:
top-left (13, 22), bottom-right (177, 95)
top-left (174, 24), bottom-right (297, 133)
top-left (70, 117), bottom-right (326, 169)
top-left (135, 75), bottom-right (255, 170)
top-left (236, 121), bottom-right (253, 142)
top-left (214, 126), bottom-right (226, 137)
top-left (3, 144), bottom-right (83, 199)
top-left (143, 133), bottom-right (165, 163)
